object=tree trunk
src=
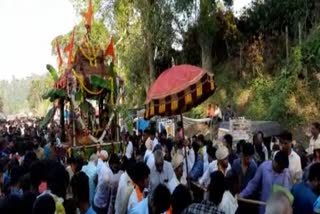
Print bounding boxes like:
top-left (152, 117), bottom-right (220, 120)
top-left (201, 41), bottom-right (213, 73)
top-left (147, 35), bottom-right (156, 85)
top-left (141, 0), bottom-right (156, 88)
top-left (198, 0), bottom-right (215, 74)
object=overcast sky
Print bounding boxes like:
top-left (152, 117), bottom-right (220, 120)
top-left (0, 0), bottom-right (252, 81)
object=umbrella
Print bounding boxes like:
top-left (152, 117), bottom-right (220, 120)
top-left (144, 64), bottom-right (216, 119)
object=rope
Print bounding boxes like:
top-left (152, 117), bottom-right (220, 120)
top-left (191, 181), bottom-right (266, 206)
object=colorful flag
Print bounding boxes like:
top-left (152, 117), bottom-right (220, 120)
top-left (82, 0), bottom-right (93, 27)
top-left (105, 37), bottom-right (115, 64)
top-left (64, 28), bottom-right (76, 66)
top-left (56, 39), bottom-right (63, 69)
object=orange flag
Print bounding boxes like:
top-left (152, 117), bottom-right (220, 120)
top-left (105, 37), bottom-right (115, 64)
top-left (64, 28), bottom-right (76, 66)
top-left (82, 0), bottom-right (93, 27)
top-left (56, 39), bottom-right (63, 69)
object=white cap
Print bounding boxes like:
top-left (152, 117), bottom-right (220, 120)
top-left (100, 150), bottom-right (108, 161)
top-left (172, 153), bottom-right (184, 169)
top-left (215, 146), bottom-right (229, 160)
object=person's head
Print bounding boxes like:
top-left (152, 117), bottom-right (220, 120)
top-left (150, 129), bottom-right (156, 140)
top-left (89, 154), bottom-right (98, 165)
top-left (207, 145), bottom-right (217, 163)
top-left (279, 130), bottom-right (293, 155)
top-left (22, 151), bottom-right (38, 171)
top-left (132, 162), bottom-right (150, 190)
top-left (223, 134), bottom-right (233, 149)
top-left (160, 130), bottom-right (167, 140)
top-left (47, 162), bottom-right (69, 198)
top-left (150, 184), bottom-right (171, 214)
top-left (154, 150), bottom-right (164, 173)
top-left (32, 194), bottom-right (55, 214)
top-left (143, 128), bottom-right (150, 141)
top-left (272, 144), bottom-right (280, 152)
top-left (71, 171), bottom-right (89, 205)
top-left (192, 141), bottom-right (201, 154)
top-left (253, 131), bottom-right (264, 145)
top-left (108, 154), bottom-right (120, 174)
top-left (216, 146), bottom-right (229, 169)
top-left (265, 191), bottom-right (292, 214)
top-left (32, 137), bottom-right (40, 149)
top-left (227, 105), bottom-right (231, 110)
top-left (208, 171), bottom-right (225, 205)
top-left (99, 150), bottom-right (108, 162)
top-left (272, 151), bottom-right (289, 173)
top-left (172, 153), bottom-right (184, 179)
top-left (197, 135), bottom-right (205, 146)
top-left (191, 135), bottom-right (197, 144)
top-left (241, 143), bottom-right (254, 166)
top-left (30, 160), bottom-right (47, 191)
top-left (314, 144), bottom-right (320, 162)
top-left (172, 185), bottom-right (192, 214)
top-left (311, 122), bottom-right (320, 138)
top-left (237, 140), bottom-right (246, 154)
top-left (308, 163), bottom-right (320, 194)
top-left (225, 171), bottom-right (240, 195)
top-left (70, 157), bottom-right (85, 174)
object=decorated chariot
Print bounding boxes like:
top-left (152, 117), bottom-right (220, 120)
top-left (42, 0), bottom-right (123, 148)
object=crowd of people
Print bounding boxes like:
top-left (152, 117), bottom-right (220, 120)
top-left (1, 118), bottom-right (320, 214)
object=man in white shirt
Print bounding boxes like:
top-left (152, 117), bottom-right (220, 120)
top-left (199, 146), bottom-right (231, 187)
top-left (253, 131), bottom-right (269, 165)
top-left (149, 149), bottom-right (175, 193)
top-left (168, 153), bottom-right (187, 193)
top-left (125, 138), bottom-right (134, 160)
top-left (115, 161), bottom-right (135, 214)
top-left (219, 172), bottom-right (239, 214)
top-left (94, 154), bottom-right (123, 213)
top-left (149, 129), bottom-right (159, 150)
top-left (214, 104), bottom-right (223, 121)
top-left (279, 130), bottom-right (302, 183)
top-left (308, 122), bottom-right (320, 156)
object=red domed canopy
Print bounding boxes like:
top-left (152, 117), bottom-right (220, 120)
top-left (145, 64), bottom-right (216, 119)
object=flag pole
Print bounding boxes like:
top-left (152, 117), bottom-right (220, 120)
top-left (180, 113), bottom-right (190, 188)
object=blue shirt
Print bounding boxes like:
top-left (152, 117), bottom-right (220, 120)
top-left (128, 197), bottom-right (149, 214)
top-left (232, 158), bottom-right (257, 190)
top-left (82, 162), bottom-right (97, 205)
top-left (86, 206), bottom-right (96, 214)
top-left (240, 161), bottom-right (292, 214)
top-left (291, 182), bottom-right (317, 214)
top-left (190, 154), bottom-right (203, 181)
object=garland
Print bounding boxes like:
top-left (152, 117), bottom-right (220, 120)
top-left (71, 69), bottom-right (103, 95)
top-left (109, 77), bottom-right (114, 105)
top-left (79, 40), bottom-right (99, 67)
